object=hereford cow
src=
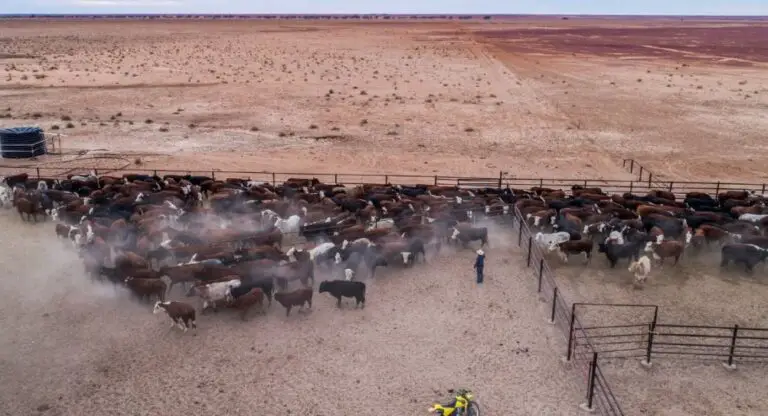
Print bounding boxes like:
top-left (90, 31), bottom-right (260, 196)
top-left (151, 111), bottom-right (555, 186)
top-left (153, 301), bottom-right (197, 332)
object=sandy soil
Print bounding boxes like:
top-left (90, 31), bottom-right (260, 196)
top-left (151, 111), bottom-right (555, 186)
top-left (0, 211), bottom-right (589, 416)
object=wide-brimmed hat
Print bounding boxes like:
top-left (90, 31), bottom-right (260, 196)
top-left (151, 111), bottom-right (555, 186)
top-left (476, 249), bottom-right (485, 256)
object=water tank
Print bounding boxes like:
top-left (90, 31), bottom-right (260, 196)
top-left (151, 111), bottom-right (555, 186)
top-left (0, 126), bottom-right (47, 159)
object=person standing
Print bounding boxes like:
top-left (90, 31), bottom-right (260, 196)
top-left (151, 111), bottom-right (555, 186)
top-left (474, 249), bottom-right (485, 284)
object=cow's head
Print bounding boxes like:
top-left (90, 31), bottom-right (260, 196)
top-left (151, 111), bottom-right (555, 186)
top-left (344, 268), bottom-right (355, 281)
top-left (153, 301), bottom-right (168, 315)
top-left (400, 252), bottom-right (412, 265)
top-left (335, 252), bottom-right (343, 264)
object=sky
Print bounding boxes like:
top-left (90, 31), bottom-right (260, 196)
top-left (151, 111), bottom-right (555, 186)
top-left (3, 0), bottom-right (768, 16)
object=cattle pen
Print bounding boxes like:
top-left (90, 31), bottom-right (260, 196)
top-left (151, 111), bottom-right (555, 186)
top-left (3, 159), bottom-right (768, 415)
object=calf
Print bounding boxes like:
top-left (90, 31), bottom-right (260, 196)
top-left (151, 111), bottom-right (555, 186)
top-left (228, 288), bottom-right (265, 321)
top-left (319, 280), bottom-right (366, 308)
top-left (153, 301), bottom-right (197, 332)
top-left (125, 277), bottom-right (166, 302)
top-left (628, 256), bottom-right (652, 285)
top-left (644, 240), bottom-right (685, 265)
top-left (273, 288), bottom-right (313, 316)
top-left (549, 239), bottom-right (593, 263)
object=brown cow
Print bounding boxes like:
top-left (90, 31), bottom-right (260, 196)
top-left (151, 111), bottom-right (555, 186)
top-left (228, 288), bottom-right (265, 321)
top-left (273, 288), bottom-right (313, 316)
top-left (645, 240), bottom-right (685, 265)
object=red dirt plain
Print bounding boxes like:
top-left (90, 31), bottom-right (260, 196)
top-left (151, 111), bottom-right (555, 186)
top-left (0, 18), bottom-right (766, 182)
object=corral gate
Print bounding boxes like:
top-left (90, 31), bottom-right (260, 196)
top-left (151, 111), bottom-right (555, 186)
top-left (567, 303), bottom-right (659, 362)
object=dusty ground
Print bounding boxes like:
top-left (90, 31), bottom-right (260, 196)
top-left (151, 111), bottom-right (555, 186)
top-left (511, 233), bottom-right (768, 416)
top-left (0, 212), bottom-right (589, 416)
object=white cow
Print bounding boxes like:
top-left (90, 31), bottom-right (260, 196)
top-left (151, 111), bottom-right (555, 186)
top-left (534, 231), bottom-right (570, 248)
top-left (628, 256), bottom-right (652, 284)
top-left (196, 279), bottom-right (241, 311)
top-left (739, 213), bottom-right (768, 223)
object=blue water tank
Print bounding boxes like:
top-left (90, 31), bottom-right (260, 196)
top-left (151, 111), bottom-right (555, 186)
top-left (0, 126), bottom-right (47, 159)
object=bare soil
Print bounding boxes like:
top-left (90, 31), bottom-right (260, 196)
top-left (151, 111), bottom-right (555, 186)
top-left (0, 212), bottom-right (586, 416)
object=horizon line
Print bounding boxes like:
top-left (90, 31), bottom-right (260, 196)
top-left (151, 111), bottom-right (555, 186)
top-left (1, 13), bottom-right (767, 17)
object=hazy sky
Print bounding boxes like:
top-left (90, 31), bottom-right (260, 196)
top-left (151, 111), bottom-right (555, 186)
top-left (4, 0), bottom-right (768, 15)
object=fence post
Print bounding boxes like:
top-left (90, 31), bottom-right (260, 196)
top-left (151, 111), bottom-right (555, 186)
top-left (762, 184), bottom-right (766, 195)
top-left (498, 171), bottom-right (502, 189)
top-left (723, 324), bottom-right (739, 370)
top-left (715, 182), bottom-right (720, 196)
top-left (549, 287), bottom-right (558, 324)
top-left (94, 168), bottom-right (98, 175)
top-left (641, 306), bottom-right (658, 368)
top-left (36, 167), bottom-right (40, 179)
top-left (434, 175), bottom-right (438, 186)
top-left (211, 170), bottom-right (215, 180)
top-left (272, 172), bottom-right (276, 187)
top-left (539, 178), bottom-right (543, 188)
top-left (648, 172), bottom-right (652, 188)
top-left (668, 181), bottom-right (673, 192)
top-left (334, 173), bottom-right (338, 184)
top-left (385, 175), bottom-right (389, 184)
top-left (638, 166), bottom-right (643, 181)
top-left (629, 181), bottom-right (634, 194)
top-left (566, 303), bottom-right (577, 361)
top-left (580, 352), bottom-right (598, 412)
top-left (630, 159), bottom-right (635, 173)
top-left (517, 220), bottom-right (523, 246)
top-left (537, 258), bottom-right (544, 292)
top-left (526, 236), bottom-right (533, 267)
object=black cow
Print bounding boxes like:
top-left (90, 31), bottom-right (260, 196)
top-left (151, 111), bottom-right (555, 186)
top-left (598, 240), bottom-right (644, 268)
top-left (318, 280), bottom-right (366, 308)
top-left (450, 226), bottom-right (488, 248)
top-left (721, 244), bottom-right (768, 273)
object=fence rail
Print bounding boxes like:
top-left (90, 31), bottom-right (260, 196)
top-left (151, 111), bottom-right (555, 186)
top-left (3, 164), bottom-right (768, 199)
top-left (511, 206), bottom-right (625, 415)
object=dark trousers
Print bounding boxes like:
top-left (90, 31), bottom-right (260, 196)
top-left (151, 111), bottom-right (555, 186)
top-left (476, 267), bottom-right (484, 283)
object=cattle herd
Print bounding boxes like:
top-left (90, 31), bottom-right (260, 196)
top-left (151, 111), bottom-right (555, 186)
top-left (523, 186), bottom-right (768, 284)
top-left (1, 170), bottom-right (766, 332)
top-left (0, 171), bottom-right (496, 332)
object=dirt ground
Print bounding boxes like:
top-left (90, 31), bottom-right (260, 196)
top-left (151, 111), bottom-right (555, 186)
top-left (0, 211), bottom-right (589, 416)
top-left (0, 18), bottom-right (762, 182)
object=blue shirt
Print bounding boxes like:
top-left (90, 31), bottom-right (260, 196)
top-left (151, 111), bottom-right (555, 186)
top-left (474, 254), bottom-right (485, 268)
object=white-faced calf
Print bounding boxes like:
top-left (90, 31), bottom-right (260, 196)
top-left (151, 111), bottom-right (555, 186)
top-left (153, 301), bottom-right (196, 332)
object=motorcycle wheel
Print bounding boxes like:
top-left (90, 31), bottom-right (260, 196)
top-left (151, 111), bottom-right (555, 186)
top-left (467, 402), bottom-right (481, 416)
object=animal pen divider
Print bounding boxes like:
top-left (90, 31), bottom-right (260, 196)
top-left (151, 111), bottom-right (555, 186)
top-left (512, 206), bottom-right (626, 416)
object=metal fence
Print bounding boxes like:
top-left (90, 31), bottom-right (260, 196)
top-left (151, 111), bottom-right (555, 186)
top-left (510, 205), bottom-right (625, 415)
top-left (3, 163), bottom-right (768, 199)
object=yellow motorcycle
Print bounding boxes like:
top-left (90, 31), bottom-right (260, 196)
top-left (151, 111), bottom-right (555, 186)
top-left (428, 389), bottom-right (481, 416)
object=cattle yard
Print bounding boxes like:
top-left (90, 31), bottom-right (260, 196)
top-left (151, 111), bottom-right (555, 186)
top-left (2, 16), bottom-right (768, 416)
